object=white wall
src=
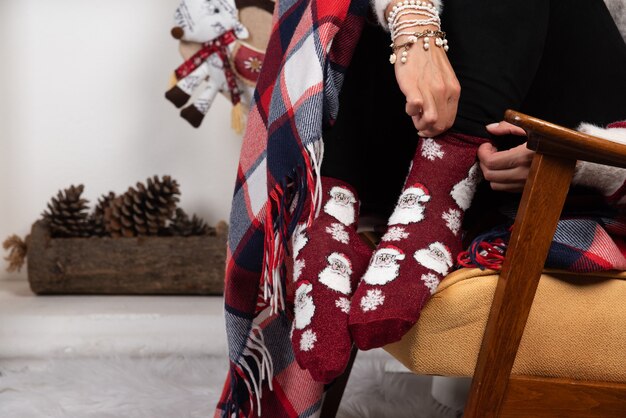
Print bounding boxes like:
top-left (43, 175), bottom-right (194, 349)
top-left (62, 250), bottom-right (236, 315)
top-left (0, 0), bottom-right (243, 280)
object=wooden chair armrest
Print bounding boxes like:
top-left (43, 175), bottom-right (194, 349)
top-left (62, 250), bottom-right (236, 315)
top-left (505, 110), bottom-right (626, 168)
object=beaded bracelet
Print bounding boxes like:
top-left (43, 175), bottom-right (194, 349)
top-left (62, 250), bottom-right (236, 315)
top-left (389, 30), bottom-right (448, 64)
top-left (393, 19), bottom-right (441, 34)
top-left (389, 8), bottom-right (439, 41)
top-left (393, 16), bottom-right (441, 30)
top-left (387, 1), bottom-right (438, 26)
top-left (389, 8), bottom-right (437, 25)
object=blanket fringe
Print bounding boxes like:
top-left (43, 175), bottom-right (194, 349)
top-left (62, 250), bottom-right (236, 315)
top-left (307, 140), bottom-right (325, 222)
top-left (224, 322), bottom-right (275, 418)
top-left (262, 140), bottom-right (324, 315)
top-left (231, 139), bottom-right (324, 417)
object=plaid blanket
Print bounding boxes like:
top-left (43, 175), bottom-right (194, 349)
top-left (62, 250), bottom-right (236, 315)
top-left (458, 191), bottom-right (626, 273)
top-left (217, 1), bottom-right (368, 416)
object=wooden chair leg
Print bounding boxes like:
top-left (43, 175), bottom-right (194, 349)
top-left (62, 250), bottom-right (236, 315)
top-left (320, 346), bottom-right (358, 418)
top-left (463, 150), bottom-right (577, 417)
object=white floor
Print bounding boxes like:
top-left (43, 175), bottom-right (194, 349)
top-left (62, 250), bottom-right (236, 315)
top-left (0, 280), bottom-right (466, 418)
top-left (0, 280), bottom-right (226, 358)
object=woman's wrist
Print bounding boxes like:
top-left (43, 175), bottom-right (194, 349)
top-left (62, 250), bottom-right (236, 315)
top-left (385, 1), bottom-right (448, 65)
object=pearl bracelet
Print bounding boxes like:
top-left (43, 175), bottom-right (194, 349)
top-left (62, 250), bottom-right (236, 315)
top-left (389, 7), bottom-right (439, 36)
top-left (389, 30), bottom-right (449, 64)
top-left (393, 19), bottom-right (441, 34)
top-left (391, 8), bottom-right (440, 23)
top-left (388, 1), bottom-right (441, 46)
top-left (387, 1), bottom-right (438, 25)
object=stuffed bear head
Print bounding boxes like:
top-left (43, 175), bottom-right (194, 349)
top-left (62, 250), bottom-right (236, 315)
top-left (171, 0), bottom-right (249, 42)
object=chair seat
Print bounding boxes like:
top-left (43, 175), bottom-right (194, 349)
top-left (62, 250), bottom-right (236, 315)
top-left (384, 268), bottom-right (626, 382)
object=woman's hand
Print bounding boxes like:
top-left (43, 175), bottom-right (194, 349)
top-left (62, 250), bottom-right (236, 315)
top-left (478, 121), bottom-right (534, 192)
top-left (387, 4), bottom-right (460, 137)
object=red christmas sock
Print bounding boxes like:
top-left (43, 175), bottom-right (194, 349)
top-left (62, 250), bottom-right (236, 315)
top-left (291, 177), bottom-right (372, 383)
top-left (349, 133), bottom-right (488, 350)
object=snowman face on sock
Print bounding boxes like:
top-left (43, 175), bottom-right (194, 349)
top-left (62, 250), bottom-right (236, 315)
top-left (362, 247), bottom-right (406, 285)
top-left (413, 242), bottom-right (453, 276)
top-left (318, 252), bottom-right (353, 295)
top-left (294, 282), bottom-right (315, 330)
top-left (323, 187), bottom-right (357, 226)
top-left (388, 184), bottom-right (431, 225)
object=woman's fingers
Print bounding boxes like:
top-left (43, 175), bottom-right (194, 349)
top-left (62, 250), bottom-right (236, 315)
top-left (478, 143), bottom-right (534, 170)
top-left (480, 165), bottom-right (530, 183)
top-left (412, 79), bottom-right (459, 137)
top-left (414, 91), bottom-right (439, 136)
top-left (480, 122), bottom-right (534, 193)
top-left (489, 182), bottom-right (526, 192)
top-left (405, 92), bottom-right (424, 117)
top-left (477, 142), bottom-right (534, 192)
top-left (415, 70), bottom-right (460, 137)
top-left (485, 121), bottom-right (526, 137)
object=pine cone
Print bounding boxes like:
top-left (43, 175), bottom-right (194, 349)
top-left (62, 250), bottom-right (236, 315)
top-left (41, 185), bottom-right (92, 237)
top-left (104, 175), bottom-right (181, 238)
top-left (169, 208), bottom-right (215, 237)
top-left (3, 234), bottom-right (29, 272)
top-left (90, 192), bottom-right (116, 237)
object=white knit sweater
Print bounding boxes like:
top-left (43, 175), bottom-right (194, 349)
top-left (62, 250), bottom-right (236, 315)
top-left (574, 124), bottom-right (626, 198)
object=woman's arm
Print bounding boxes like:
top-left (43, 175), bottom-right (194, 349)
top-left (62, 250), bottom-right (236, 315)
top-left (379, 0), bottom-right (460, 137)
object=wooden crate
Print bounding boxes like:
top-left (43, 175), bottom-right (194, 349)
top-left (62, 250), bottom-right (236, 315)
top-left (27, 221), bottom-right (227, 295)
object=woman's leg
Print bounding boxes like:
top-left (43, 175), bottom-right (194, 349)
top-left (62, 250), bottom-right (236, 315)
top-left (442, 0), bottom-right (550, 137)
top-left (291, 22), bottom-right (414, 382)
top-left (349, 130), bottom-right (488, 349)
top-left (520, 0), bottom-right (626, 127)
top-left (290, 177), bottom-right (372, 383)
top-left (321, 21), bottom-right (418, 218)
top-left (444, 0), bottom-right (626, 137)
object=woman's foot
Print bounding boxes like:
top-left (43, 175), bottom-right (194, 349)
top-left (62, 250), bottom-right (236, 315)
top-left (291, 177), bottom-right (372, 383)
top-left (349, 133), bottom-right (488, 350)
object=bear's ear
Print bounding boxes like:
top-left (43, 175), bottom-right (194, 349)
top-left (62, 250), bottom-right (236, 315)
top-left (234, 22), bottom-right (250, 39)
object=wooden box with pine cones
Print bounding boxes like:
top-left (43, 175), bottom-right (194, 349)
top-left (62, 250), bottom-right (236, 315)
top-left (4, 176), bottom-right (227, 295)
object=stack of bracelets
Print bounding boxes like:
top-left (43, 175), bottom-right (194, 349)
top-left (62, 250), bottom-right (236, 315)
top-left (387, 0), bottom-right (449, 65)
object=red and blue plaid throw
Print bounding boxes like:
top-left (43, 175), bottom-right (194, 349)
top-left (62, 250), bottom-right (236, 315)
top-left (459, 193), bottom-right (626, 272)
top-left (217, 1), bottom-right (368, 417)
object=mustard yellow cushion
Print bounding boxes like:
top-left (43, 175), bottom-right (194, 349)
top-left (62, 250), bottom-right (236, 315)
top-left (384, 268), bottom-right (626, 382)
